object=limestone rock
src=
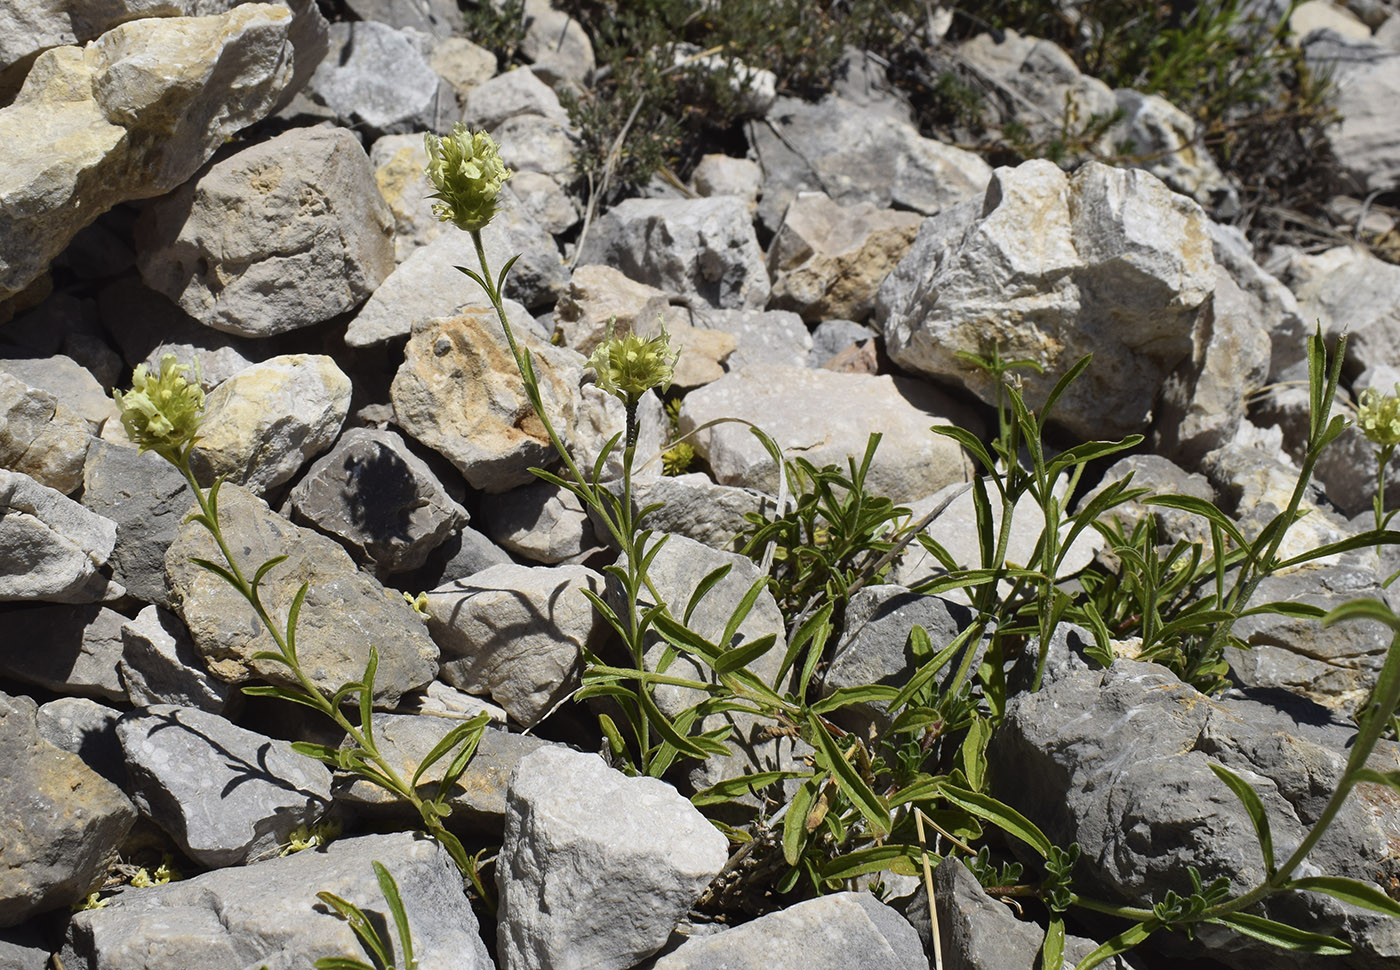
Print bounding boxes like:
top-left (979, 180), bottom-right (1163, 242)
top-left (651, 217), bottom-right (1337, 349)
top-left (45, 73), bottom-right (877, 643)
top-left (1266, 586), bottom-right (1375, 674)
top-left (303, 20), bottom-right (454, 137)
top-left (627, 473), bottom-right (773, 552)
top-left (690, 153), bottom-right (762, 210)
top-left (0, 690), bottom-right (135, 928)
top-left (1276, 244), bottom-right (1400, 376)
top-left (679, 365), bottom-right (974, 503)
top-left (0, 604), bottom-right (127, 702)
top-left (480, 482), bottom-right (596, 565)
top-left (497, 744), bottom-right (729, 970)
top-left (576, 196), bottom-right (770, 310)
top-left (116, 705), bottom-right (332, 867)
top-left (0, 353), bottom-right (116, 433)
top-left (390, 309), bottom-right (583, 492)
top-left (464, 65), bottom-right (571, 130)
top-left (651, 892), bottom-right (927, 970)
top-left (551, 264), bottom-right (673, 356)
top-left (426, 562), bottom-right (604, 727)
top-left (35, 696), bottom-right (126, 788)
top-left (1303, 30), bottom-right (1400, 194)
top-left (767, 192), bottom-right (922, 322)
top-left (135, 126), bottom-right (395, 337)
top-left (0, 4), bottom-right (316, 302)
top-left (513, 0), bottom-right (595, 86)
top-left (1110, 88), bottom-right (1240, 215)
top-left (751, 93), bottom-right (992, 233)
top-left (0, 468), bottom-right (120, 603)
top-left (165, 482), bottom-right (438, 707)
top-left (508, 169), bottom-right (580, 235)
top-left (58, 832), bottom-right (492, 970)
top-left (492, 113), bottom-right (579, 186)
top-left (119, 605), bottom-right (231, 713)
top-left (191, 355), bottom-right (351, 495)
top-left (288, 427), bottom-right (468, 576)
top-left (692, 308), bottom-right (811, 371)
top-left (0, 371), bottom-right (90, 494)
top-left (80, 438), bottom-right (192, 606)
top-left (876, 159), bottom-right (1215, 440)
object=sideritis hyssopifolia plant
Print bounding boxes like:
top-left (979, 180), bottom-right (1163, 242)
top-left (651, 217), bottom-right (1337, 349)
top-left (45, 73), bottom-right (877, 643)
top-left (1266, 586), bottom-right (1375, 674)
top-left (114, 356), bottom-right (493, 901)
top-left (1358, 381), bottom-right (1400, 581)
top-left (424, 124), bottom-right (743, 778)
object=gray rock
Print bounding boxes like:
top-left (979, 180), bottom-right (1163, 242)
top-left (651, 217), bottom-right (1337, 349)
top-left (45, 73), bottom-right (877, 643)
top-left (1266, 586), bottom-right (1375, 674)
top-left (1077, 453), bottom-right (1218, 547)
top-left (0, 4), bottom-right (322, 303)
top-left (0, 924), bottom-right (48, 970)
top-left (692, 307), bottom-right (812, 370)
top-left (289, 427), bottom-right (468, 575)
top-left (0, 353), bottom-right (116, 433)
top-left (497, 744), bottom-right (729, 970)
top-left (116, 704), bottom-right (332, 868)
top-left (810, 319), bottom-right (876, 368)
top-left (1207, 222), bottom-right (1309, 382)
top-left (1303, 31), bottom-right (1400, 194)
top-left (827, 585), bottom-right (974, 731)
top-left (509, 169), bottom-right (580, 235)
top-left (400, 523), bottom-right (514, 589)
top-left (1229, 563), bottom-right (1395, 716)
top-left (1275, 244), bottom-right (1400, 382)
top-left (577, 196), bottom-right (770, 309)
top-left (332, 716), bottom-right (547, 833)
top-left (876, 159), bottom-right (1215, 440)
top-left (80, 438), bottom-right (191, 606)
top-left (492, 113), bottom-right (580, 187)
top-left (1109, 88), bottom-right (1240, 215)
top-left (831, 46), bottom-right (915, 125)
top-left (0, 690), bottom-right (135, 928)
top-left (0, 604), bottom-right (126, 701)
top-left (465, 65), bottom-right (571, 130)
top-left (649, 892), bottom-right (926, 970)
top-left (58, 831), bottom-right (492, 970)
top-left (345, 219), bottom-right (553, 347)
top-left (0, 370), bottom-right (90, 494)
top-left (513, 0), bottom-right (595, 85)
top-left (390, 309), bottom-right (583, 492)
top-left (0, 468), bottom-right (120, 602)
top-left (480, 481), bottom-right (596, 564)
top-left (679, 365), bottom-right (974, 503)
top-left (305, 20), bottom-right (455, 137)
top-left (767, 192), bottom-right (922, 323)
top-left (992, 659), bottom-right (1400, 969)
top-left (35, 696), bottom-right (126, 788)
top-left (190, 354), bottom-right (352, 495)
top-left (690, 153), bottom-right (763, 210)
top-left (426, 562), bottom-right (605, 727)
top-left (551, 264), bottom-right (674, 356)
top-left (135, 126), bottom-right (396, 338)
top-left (119, 605), bottom-right (231, 713)
top-left (166, 482), bottom-right (438, 708)
top-left (750, 94), bottom-right (992, 233)
top-left (343, 0), bottom-right (465, 37)
top-left (627, 473), bottom-right (774, 552)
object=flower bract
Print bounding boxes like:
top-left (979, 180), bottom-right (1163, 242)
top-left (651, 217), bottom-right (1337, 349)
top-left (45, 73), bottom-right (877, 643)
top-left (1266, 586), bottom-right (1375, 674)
top-left (1358, 384), bottom-right (1400, 449)
top-left (424, 124), bottom-right (512, 232)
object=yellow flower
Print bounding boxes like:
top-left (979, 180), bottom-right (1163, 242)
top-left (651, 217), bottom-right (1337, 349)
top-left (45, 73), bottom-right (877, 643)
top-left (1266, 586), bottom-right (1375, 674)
top-left (587, 320), bottom-right (679, 405)
top-left (1358, 384), bottom-right (1400, 449)
top-left (424, 125), bottom-right (512, 232)
top-left (114, 354), bottom-right (205, 461)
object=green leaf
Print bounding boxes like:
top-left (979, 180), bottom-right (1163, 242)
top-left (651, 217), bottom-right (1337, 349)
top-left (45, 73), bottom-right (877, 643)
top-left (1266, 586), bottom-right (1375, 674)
top-left (712, 633), bottom-right (778, 675)
top-left (359, 646), bottom-right (379, 743)
top-left (808, 684), bottom-right (900, 715)
top-left (597, 714), bottom-right (628, 763)
top-left (1208, 762), bottom-right (1274, 877)
top-left (1323, 598), bottom-right (1400, 634)
top-left (961, 716), bottom-right (992, 792)
top-left (410, 715), bottom-right (489, 789)
top-left (718, 576), bottom-right (769, 651)
top-left (1145, 495), bottom-right (1249, 550)
top-left (188, 557), bottom-right (242, 590)
top-left (1073, 919), bottom-right (1159, 970)
top-left (783, 774), bottom-right (821, 866)
top-left (1041, 355), bottom-right (1093, 425)
top-left (1273, 529), bottom-right (1400, 570)
top-left (937, 786), bottom-right (1052, 858)
top-left (372, 861), bottom-right (414, 970)
top-left (290, 741), bottom-right (345, 767)
top-left (1236, 602), bottom-right (1329, 621)
top-left (1288, 876), bottom-right (1400, 918)
top-left (807, 713), bottom-right (891, 837)
top-left (640, 691), bottom-right (714, 762)
top-left (930, 425), bottom-right (998, 475)
top-left (1040, 917), bottom-right (1065, 970)
top-left (248, 650), bottom-right (294, 669)
top-left (286, 581), bottom-right (310, 662)
top-left (313, 959), bottom-right (376, 970)
top-left (691, 771), bottom-right (805, 806)
top-left (817, 844), bottom-right (924, 881)
top-left (1208, 912), bottom-right (1351, 954)
top-left (1353, 767), bottom-right (1400, 795)
top-left (777, 602), bottom-right (833, 687)
top-left (241, 684), bottom-right (328, 713)
top-left (1045, 436), bottom-right (1143, 481)
top-left (315, 891), bottom-right (392, 968)
top-left (685, 564), bottom-right (733, 625)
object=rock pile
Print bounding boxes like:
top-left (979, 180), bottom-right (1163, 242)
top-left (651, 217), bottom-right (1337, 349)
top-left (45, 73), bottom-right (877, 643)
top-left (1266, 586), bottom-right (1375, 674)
top-left (4, 2), bottom-right (1400, 969)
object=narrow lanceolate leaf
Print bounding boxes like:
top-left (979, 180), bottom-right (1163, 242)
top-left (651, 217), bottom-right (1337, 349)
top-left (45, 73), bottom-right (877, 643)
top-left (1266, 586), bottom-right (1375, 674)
top-left (315, 892), bottom-right (392, 968)
top-left (807, 713), bottom-right (891, 837)
top-left (290, 741), bottom-right (345, 767)
top-left (188, 557), bottom-right (241, 590)
top-left (685, 564), bottom-right (733, 625)
top-left (1074, 920), bottom-right (1159, 970)
top-left (411, 715), bottom-right (489, 788)
top-left (817, 844), bottom-right (924, 881)
top-left (1209, 912), bottom-right (1351, 954)
top-left (712, 633), bottom-right (778, 675)
top-left (1353, 767), bottom-right (1400, 795)
top-left (783, 774), bottom-right (822, 866)
top-left (1289, 876), bottom-right (1400, 918)
top-left (1209, 762), bottom-right (1274, 875)
top-left (241, 684), bottom-right (326, 713)
top-left (372, 861), bottom-right (416, 970)
top-left (937, 786), bottom-right (1052, 859)
top-left (286, 581), bottom-right (310, 662)
top-left (691, 771), bottom-right (805, 806)
top-left (313, 958), bottom-right (376, 970)
top-left (1144, 495), bottom-right (1249, 550)
top-left (1039, 917), bottom-right (1065, 970)
top-left (807, 684), bottom-right (900, 716)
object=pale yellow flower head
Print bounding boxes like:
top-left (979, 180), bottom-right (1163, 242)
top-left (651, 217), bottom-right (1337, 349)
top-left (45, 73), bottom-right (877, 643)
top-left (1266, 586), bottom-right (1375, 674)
top-left (1359, 383), bottom-right (1400, 449)
top-left (114, 354), bottom-right (205, 460)
top-left (587, 320), bottom-right (679, 405)
top-left (424, 124), bottom-right (511, 232)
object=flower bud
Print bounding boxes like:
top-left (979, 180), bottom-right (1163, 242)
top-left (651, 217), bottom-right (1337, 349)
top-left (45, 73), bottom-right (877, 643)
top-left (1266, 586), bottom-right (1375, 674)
top-left (114, 354), bottom-right (205, 460)
top-left (424, 124), bottom-right (511, 232)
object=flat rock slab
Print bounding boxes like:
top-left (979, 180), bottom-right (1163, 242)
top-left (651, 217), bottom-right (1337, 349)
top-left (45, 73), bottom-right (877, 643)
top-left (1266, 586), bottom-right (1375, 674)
top-left (0, 468), bottom-right (120, 602)
top-left (498, 744), bottom-right (729, 970)
top-left (649, 892), bottom-right (926, 970)
top-left (165, 482), bottom-right (438, 708)
top-left (0, 604), bottom-right (127, 701)
top-left (0, 690), bottom-right (135, 928)
top-left (678, 365), bottom-right (974, 503)
top-left (117, 705), bottom-right (332, 868)
top-left (59, 832), bottom-right (492, 970)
